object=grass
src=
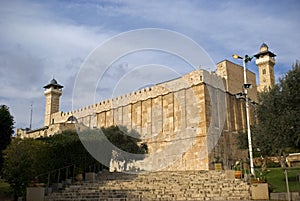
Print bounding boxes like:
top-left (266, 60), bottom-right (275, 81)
top-left (261, 167), bottom-right (300, 192)
top-left (0, 179), bottom-right (13, 200)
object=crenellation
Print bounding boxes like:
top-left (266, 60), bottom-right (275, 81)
top-left (78, 70), bottom-right (207, 117)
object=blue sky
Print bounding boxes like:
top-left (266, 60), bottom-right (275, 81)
top-left (0, 0), bottom-right (299, 130)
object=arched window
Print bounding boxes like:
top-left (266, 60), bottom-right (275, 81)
top-left (67, 115), bottom-right (78, 123)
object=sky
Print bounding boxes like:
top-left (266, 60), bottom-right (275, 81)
top-left (0, 0), bottom-right (299, 131)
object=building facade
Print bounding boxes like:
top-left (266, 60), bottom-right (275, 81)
top-left (17, 44), bottom-right (276, 171)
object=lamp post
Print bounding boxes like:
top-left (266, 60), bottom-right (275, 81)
top-left (232, 54), bottom-right (255, 177)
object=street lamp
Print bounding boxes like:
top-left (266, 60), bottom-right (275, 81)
top-left (232, 53), bottom-right (255, 177)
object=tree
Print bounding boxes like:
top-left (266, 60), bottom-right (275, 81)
top-left (102, 126), bottom-right (147, 154)
top-left (102, 126), bottom-right (147, 171)
top-left (0, 105), bottom-right (14, 171)
top-left (2, 139), bottom-right (50, 200)
top-left (2, 126), bottom-right (147, 199)
top-left (40, 130), bottom-right (93, 171)
top-left (280, 61), bottom-right (300, 146)
top-left (251, 61), bottom-right (300, 168)
top-left (78, 126), bottom-right (148, 171)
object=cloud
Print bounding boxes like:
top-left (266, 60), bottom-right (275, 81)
top-left (0, 47), bottom-right (44, 97)
top-left (0, 0), bottom-right (111, 128)
top-left (62, 0), bottom-right (299, 73)
top-left (86, 1), bottom-right (299, 68)
top-left (1, 0), bottom-right (299, 130)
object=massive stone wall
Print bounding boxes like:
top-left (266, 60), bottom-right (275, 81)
top-left (19, 65), bottom-right (255, 171)
top-left (208, 92), bottom-right (250, 169)
top-left (49, 70), bottom-right (223, 171)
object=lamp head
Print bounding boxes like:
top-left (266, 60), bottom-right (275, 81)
top-left (232, 54), bottom-right (243, 59)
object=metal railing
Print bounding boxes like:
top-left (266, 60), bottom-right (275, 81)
top-left (34, 164), bottom-right (77, 189)
top-left (33, 162), bottom-right (104, 193)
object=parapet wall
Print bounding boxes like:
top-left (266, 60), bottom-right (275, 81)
top-left (52, 70), bottom-right (212, 124)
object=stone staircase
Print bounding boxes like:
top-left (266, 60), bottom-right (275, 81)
top-left (45, 171), bottom-right (250, 201)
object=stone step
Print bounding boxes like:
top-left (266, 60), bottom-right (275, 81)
top-left (45, 171), bottom-right (250, 201)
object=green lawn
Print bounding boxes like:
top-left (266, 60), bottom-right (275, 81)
top-left (262, 167), bottom-right (300, 192)
top-left (0, 179), bottom-right (13, 200)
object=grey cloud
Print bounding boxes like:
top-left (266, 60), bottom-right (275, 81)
top-left (1, 0), bottom-right (299, 130)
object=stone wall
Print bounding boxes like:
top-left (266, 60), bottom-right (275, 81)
top-left (216, 60), bottom-right (257, 102)
top-left (17, 123), bottom-right (76, 139)
top-left (19, 66), bottom-right (255, 171)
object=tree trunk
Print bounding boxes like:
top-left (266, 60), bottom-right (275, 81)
top-left (277, 152), bottom-right (287, 168)
top-left (261, 156), bottom-right (267, 172)
top-left (280, 157), bottom-right (286, 168)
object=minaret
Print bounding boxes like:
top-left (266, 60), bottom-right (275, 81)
top-left (254, 43), bottom-right (276, 92)
top-left (43, 78), bottom-right (63, 126)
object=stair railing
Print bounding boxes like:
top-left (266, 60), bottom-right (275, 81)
top-left (34, 164), bottom-right (77, 190)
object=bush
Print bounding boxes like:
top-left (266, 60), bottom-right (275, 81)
top-left (2, 126), bottom-right (147, 199)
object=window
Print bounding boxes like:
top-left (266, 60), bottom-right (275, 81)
top-left (262, 69), bottom-right (266, 75)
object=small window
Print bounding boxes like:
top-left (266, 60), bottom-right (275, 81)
top-left (262, 69), bottom-right (266, 75)
top-left (52, 119), bottom-right (55, 124)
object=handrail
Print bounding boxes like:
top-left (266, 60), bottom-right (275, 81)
top-left (33, 162), bottom-right (103, 189)
top-left (35, 164), bottom-right (75, 180)
top-left (34, 164), bottom-right (78, 189)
